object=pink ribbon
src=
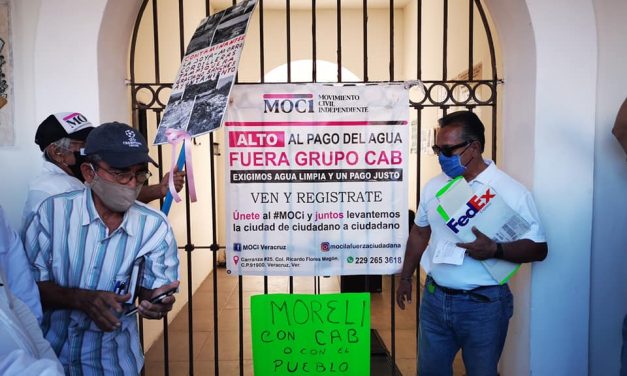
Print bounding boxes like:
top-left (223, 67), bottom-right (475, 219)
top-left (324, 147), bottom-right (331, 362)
top-left (165, 129), bottom-right (197, 203)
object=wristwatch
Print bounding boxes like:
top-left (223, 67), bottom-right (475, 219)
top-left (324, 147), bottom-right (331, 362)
top-left (494, 243), bottom-right (504, 259)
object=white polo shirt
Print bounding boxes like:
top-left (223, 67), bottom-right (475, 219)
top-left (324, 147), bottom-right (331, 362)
top-left (0, 272), bottom-right (64, 375)
top-left (416, 160), bottom-right (546, 290)
top-left (21, 158), bottom-right (85, 232)
top-left (0, 206), bottom-right (42, 322)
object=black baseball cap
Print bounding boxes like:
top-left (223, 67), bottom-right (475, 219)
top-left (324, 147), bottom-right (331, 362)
top-left (84, 122), bottom-right (157, 169)
top-left (34, 112), bottom-right (94, 151)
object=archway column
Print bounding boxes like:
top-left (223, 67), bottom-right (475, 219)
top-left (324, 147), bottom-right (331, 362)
top-left (486, 0), bottom-right (596, 375)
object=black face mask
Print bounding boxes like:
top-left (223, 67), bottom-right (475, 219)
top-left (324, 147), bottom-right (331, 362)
top-left (70, 151), bottom-right (87, 182)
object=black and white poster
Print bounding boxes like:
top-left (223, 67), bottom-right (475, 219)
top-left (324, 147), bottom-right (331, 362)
top-left (154, 0), bottom-right (257, 144)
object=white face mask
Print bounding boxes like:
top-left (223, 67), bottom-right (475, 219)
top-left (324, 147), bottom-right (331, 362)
top-left (87, 174), bottom-right (142, 213)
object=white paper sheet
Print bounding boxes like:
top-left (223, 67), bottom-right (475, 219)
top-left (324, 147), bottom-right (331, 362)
top-left (432, 240), bottom-right (466, 265)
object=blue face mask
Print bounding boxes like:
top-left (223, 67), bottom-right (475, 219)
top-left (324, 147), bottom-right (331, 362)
top-left (438, 153), bottom-right (467, 178)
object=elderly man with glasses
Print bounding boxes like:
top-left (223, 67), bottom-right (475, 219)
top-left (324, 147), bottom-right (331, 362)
top-left (396, 111), bottom-right (548, 376)
top-left (22, 113), bottom-right (185, 232)
top-left (22, 122), bottom-right (180, 375)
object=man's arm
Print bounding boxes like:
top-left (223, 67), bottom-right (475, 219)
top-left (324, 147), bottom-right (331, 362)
top-left (37, 281), bottom-right (130, 331)
top-left (457, 226), bottom-right (548, 263)
top-left (135, 219), bottom-right (180, 319)
top-left (136, 280), bottom-right (180, 320)
top-left (497, 239), bottom-right (548, 263)
top-left (396, 224), bottom-right (431, 309)
top-left (137, 169), bottom-right (185, 204)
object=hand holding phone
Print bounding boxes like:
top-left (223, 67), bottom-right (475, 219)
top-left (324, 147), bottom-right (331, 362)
top-left (125, 286), bottom-right (177, 317)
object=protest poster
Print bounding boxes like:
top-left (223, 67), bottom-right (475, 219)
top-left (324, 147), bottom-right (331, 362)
top-left (153, 0), bottom-right (257, 144)
top-left (225, 83), bottom-right (409, 276)
top-left (251, 293), bottom-right (370, 376)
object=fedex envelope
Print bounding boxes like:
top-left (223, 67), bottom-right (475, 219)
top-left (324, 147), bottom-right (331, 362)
top-left (436, 178), bottom-right (531, 284)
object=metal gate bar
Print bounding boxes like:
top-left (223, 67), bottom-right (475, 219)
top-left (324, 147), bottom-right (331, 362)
top-left (388, 1), bottom-right (398, 374)
top-left (475, 0), bottom-right (499, 162)
top-left (468, 0), bottom-right (474, 80)
top-left (443, 0), bottom-right (448, 82)
top-left (312, 0), bottom-right (318, 81)
top-left (336, 0), bottom-right (342, 81)
top-left (363, 0), bottom-right (368, 81)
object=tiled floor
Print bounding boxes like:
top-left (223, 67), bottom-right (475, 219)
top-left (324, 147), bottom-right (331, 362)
top-left (144, 267), bottom-right (465, 375)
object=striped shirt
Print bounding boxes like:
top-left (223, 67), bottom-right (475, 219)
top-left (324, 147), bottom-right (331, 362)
top-left (23, 188), bottom-right (179, 375)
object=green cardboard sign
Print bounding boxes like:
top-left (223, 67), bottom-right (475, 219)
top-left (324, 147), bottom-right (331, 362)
top-left (251, 293), bottom-right (370, 375)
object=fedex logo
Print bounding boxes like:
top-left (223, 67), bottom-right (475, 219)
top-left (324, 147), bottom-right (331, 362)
top-left (446, 189), bottom-right (496, 233)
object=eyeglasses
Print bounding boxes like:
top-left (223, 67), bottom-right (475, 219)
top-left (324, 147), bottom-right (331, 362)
top-left (67, 141), bottom-right (85, 152)
top-left (92, 164), bottom-right (152, 185)
top-left (432, 140), bottom-right (472, 157)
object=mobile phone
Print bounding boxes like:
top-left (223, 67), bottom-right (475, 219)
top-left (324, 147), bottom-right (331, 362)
top-left (124, 287), bottom-right (178, 317)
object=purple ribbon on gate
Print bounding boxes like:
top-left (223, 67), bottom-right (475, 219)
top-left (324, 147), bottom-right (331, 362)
top-left (165, 129), bottom-right (197, 203)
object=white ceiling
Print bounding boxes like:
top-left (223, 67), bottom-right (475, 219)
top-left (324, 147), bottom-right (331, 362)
top-left (212, 0), bottom-right (412, 11)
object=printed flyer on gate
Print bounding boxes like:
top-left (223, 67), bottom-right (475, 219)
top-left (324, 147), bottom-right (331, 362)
top-left (224, 83), bottom-right (409, 276)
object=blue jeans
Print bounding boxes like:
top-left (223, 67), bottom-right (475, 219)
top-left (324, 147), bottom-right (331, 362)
top-left (418, 277), bottom-right (513, 376)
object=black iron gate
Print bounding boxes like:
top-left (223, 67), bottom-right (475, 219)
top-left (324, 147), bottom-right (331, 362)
top-left (129, 1), bottom-right (500, 375)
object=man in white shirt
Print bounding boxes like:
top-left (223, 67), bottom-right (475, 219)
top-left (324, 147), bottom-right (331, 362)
top-left (396, 111), bottom-right (548, 376)
top-left (0, 204), bottom-right (42, 322)
top-left (0, 277), bottom-right (64, 376)
top-left (22, 112), bottom-right (93, 229)
top-left (0, 206), bottom-right (63, 376)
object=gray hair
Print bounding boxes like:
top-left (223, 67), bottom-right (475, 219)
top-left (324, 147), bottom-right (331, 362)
top-left (86, 154), bottom-right (103, 165)
top-left (50, 137), bottom-right (72, 150)
top-left (43, 137), bottom-right (72, 162)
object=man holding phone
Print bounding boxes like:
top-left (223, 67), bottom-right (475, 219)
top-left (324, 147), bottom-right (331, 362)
top-left (23, 122), bottom-right (180, 375)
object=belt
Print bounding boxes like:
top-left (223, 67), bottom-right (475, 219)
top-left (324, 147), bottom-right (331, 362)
top-left (426, 276), bottom-right (500, 302)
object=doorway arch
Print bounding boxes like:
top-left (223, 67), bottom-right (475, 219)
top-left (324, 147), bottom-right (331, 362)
top-left (125, 1), bottom-right (509, 375)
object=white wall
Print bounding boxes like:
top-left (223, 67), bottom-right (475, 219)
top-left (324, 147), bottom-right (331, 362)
top-left (0, 0), bottom-right (42, 227)
top-left (481, 1), bottom-right (536, 373)
top-left (528, 0), bottom-right (597, 374)
top-left (33, 1), bottom-right (105, 122)
top-left (1, 0), bottom-right (132, 227)
top-left (488, 0), bottom-right (598, 374)
top-left (98, 1), bottom-right (143, 123)
top-left (590, 0), bottom-right (627, 374)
